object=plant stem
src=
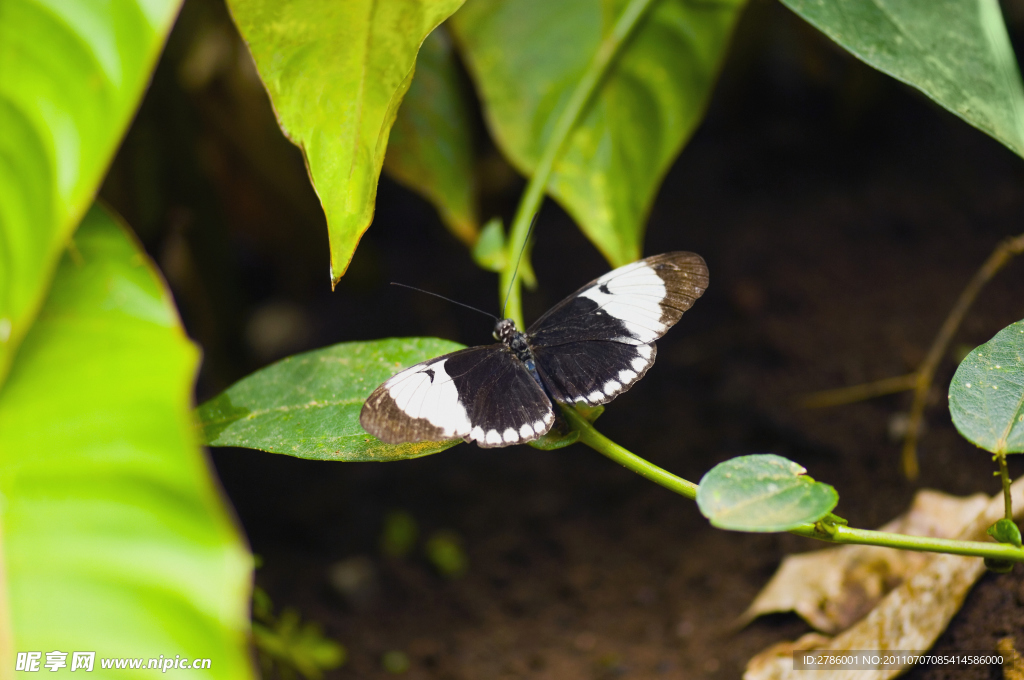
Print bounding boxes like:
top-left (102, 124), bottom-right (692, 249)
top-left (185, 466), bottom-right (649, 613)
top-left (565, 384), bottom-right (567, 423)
top-left (901, 231), bottom-right (1024, 479)
top-left (789, 523), bottom-right (1024, 561)
top-left (798, 373), bottom-right (917, 409)
top-left (563, 405), bottom-right (1024, 562)
top-left (792, 232), bottom-right (1024, 479)
top-left (998, 452), bottom-right (1013, 521)
top-left (499, 0), bottom-right (658, 328)
top-left (562, 406), bottom-right (698, 500)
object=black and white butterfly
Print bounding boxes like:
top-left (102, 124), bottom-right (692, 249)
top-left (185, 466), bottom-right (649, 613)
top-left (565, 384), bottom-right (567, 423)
top-left (360, 252), bottom-right (709, 448)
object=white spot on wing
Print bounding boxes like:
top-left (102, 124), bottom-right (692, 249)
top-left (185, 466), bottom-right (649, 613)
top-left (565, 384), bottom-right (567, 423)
top-left (486, 429), bottom-right (503, 446)
top-left (503, 428), bottom-right (518, 443)
top-left (386, 359), bottom-right (470, 437)
top-left (534, 420), bottom-right (545, 432)
top-left (618, 369), bottom-right (637, 384)
top-left (631, 356), bottom-right (647, 372)
top-left (581, 262), bottom-right (667, 343)
top-left (520, 423), bottom-right (534, 439)
top-left (604, 379), bottom-right (621, 395)
top-left (587, 390), bottom-right (603, 402)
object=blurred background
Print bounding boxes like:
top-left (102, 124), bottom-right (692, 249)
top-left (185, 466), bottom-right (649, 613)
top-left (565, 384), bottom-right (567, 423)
top-left (101, 0), bottom-right (1024, 677)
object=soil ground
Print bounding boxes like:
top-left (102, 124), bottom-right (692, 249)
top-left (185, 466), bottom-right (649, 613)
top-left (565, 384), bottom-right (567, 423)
top-left (107, 0), bottom-right (1024, 677)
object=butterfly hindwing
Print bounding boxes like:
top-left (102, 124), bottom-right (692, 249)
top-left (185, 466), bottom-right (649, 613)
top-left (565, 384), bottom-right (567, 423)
top-left (360, 345), bottom-right (555, 448)
top-left (529, 252), bottom-right (707, 406)
top-left (533, 341), bottom-right (656, 407)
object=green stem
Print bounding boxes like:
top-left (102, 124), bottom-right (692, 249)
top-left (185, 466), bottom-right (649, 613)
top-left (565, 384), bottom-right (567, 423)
top-left (563, 405), bottom-right (698, 500)
top-left (499, 0), bottom-right (659, 328)
top-left (789, 523), bottom-right (1024, 561)
top-left (562, 405), bottom-right (1024, 563)
top-left (998, 452), bottom-right (1013, 521)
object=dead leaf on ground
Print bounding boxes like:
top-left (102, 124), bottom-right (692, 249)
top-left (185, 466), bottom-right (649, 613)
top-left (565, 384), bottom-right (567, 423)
top-left (998, 637), bottom-right (1024, 680)
top-left (738, 489), bottom-right (989, 633)
top-left (744, 476), bottom-right (1024, 680)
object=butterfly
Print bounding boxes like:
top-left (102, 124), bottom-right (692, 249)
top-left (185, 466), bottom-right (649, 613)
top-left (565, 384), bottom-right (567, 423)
top-left (360, 252), bottom-right (709, 448)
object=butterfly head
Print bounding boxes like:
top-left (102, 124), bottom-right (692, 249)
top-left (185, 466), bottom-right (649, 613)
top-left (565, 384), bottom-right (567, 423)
top-left (493, 318), bottom-right (518, 343)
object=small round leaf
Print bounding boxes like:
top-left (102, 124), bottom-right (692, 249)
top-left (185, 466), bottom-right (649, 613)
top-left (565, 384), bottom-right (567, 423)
top-left (697, 454), bottom-right (839, 532)
top-left (948, 319), bottom-right (1024, 455)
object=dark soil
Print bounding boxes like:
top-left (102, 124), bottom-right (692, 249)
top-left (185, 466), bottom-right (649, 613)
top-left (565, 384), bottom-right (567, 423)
top-left (104, 0), bottom-right (1024, 677)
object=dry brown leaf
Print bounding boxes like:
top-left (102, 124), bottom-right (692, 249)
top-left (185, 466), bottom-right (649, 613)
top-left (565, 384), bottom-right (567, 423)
top-left (998, 637), bottom-right (1024, 680)
top-left (744, 476), bottom-right (1024, 680)
top-left (739, 490), bottom-right (989, 633)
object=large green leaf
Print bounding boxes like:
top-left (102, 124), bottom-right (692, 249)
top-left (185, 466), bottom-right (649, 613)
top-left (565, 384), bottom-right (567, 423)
top-left (949, 319), bottom-right (1024, 455)
top-left (450, 0), bottom-right (744, 267)
top-left (197, 338), bottom-right (466, 461)
top-left (0, 0), bottom-right (182, 385)
top-left (0, 206), bottom-right (253, 676)
top-left (226, 0), bottom-right (466, 287)
top-left (781, 0), bottom-right (1024, 159)
top-left (696, 454), bottom-right (839, 532)
top-left (384, 27), bottom-right (479, 247)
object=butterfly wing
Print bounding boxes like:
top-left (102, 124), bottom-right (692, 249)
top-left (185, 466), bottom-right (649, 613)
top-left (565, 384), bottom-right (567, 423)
top-left (528, 252), bottom-right (708, 406)
top-left (360, 345), bottom-right (556, 448)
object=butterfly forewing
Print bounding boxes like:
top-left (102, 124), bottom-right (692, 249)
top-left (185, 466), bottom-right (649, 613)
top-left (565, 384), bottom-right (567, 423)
top-left (360, 345), bottom-right (555, 448)
top-left (528, 252), bottom-right (708, 406)
top-left (361, 251), bottom-right (708, 446)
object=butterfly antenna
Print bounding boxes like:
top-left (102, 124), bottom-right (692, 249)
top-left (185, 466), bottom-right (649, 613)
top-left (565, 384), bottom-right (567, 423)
top-left (390, 282), bottom-right (498, 321)
top-left (501, 213), bottom-right (540, 319)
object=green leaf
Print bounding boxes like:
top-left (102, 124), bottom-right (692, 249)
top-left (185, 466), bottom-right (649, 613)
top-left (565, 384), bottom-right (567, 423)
top-left (780, 0), bottom-right (1024, 159)
top-left (384, 27), bottom-right (479, 247)
top-left (987, 518), bottom-right (1022, 548)
top-left (380, 510), bottom-right (419, 558)
top-left (696, 454), bottom-right (839, 532)
top-left (948, 319), bottom-right (1024, 455)
top-left (381, 650), bottom-right (412, 675)
top-left (0, 0), bottom-right (182, 384)
top-left (226, 0), bottom-right (466, 287)
top-left (472, 217), bottom-right (508, 272)
top-left (254, 610), bottom-right (346, 680)
top-left (0, 206), bottom-right (253, 674)
top-left (450, 0), bottom-right (745, 267)
top-left (197, 338), bottom-right (466, 461)
top-left (425, 530), bottom-right (468, 578)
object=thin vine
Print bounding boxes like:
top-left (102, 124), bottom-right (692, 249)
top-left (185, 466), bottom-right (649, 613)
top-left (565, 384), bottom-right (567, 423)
top-left (499, 0), bottom-right (659, 329)
top-left (562, 405), bottom-right (1024, 563)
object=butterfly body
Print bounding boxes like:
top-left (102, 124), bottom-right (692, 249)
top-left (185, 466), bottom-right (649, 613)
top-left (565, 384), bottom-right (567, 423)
top-left (360, 252), bottom-right (709, 448)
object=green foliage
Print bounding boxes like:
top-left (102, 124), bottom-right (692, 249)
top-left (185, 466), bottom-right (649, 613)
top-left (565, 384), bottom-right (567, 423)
top-left (225, 0), bottom-right (465, 286)
top-left (196, 338), bottom-right (466, 460)
top-left (530, 404), bottom-right (605, 450)
top-left (948, 319), bottom-right (1024, 455)
top-left (425, 530), bottom-right (469, 578)
top-left (987, 518), bottom-right (1023, 548)
top-left (449, 0), bottom-right (745, 267)
top-left (780, 0), bottom-right (1024, 159)
top-left (384, 27), bottom-right (479, 246)
top-left (253, 600), bottom-right (346, 680)
top-left (0, 206), bottom-right (252, 675)
top-left (472, 217), bottom-right (509, 273)
top-left (380, 510), bottom-right (420, 559)
top-left (697, 454), bottom-right (839, 532)
top-left (475, 217), bottom-right (537, 290)
top-left (0, 0), bottom-right (182, 384)
top-left (381, 650), bottom-right (412, 674)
